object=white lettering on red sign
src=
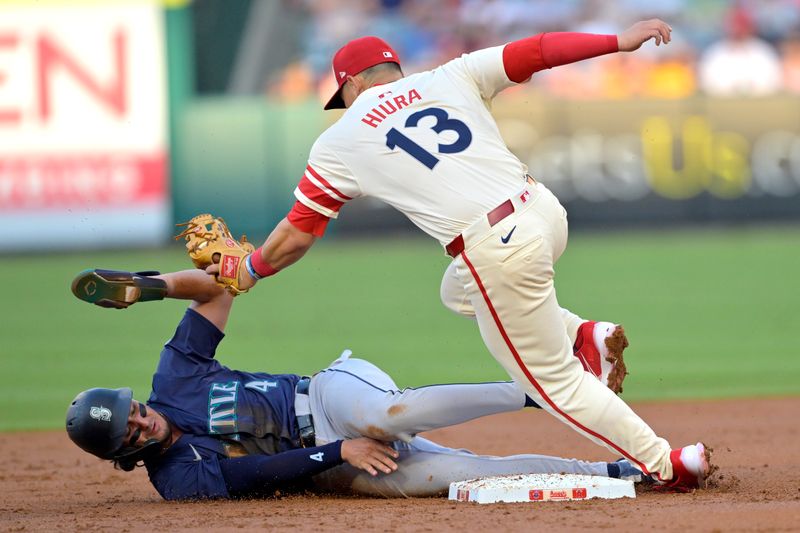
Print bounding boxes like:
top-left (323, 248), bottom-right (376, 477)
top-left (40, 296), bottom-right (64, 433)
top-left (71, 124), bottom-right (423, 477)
top-left (0, 154), bottom-right (165, 209)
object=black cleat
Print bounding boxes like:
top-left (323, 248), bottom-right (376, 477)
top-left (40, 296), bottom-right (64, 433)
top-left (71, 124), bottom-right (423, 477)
top-left (70, 269), bottom-right (167, 309)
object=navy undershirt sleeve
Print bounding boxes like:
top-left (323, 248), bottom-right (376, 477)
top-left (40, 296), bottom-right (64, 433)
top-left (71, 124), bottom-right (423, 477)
top-left (219, 441), bottom-right (344, 497)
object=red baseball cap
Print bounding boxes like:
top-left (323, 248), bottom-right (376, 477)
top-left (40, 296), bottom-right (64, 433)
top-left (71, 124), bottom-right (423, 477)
top-left (324, 36), bottom-right (401, 110)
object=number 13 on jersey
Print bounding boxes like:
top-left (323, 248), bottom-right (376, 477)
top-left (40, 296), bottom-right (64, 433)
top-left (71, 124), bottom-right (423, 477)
top-left (385, 107), bottom-right (472, 169)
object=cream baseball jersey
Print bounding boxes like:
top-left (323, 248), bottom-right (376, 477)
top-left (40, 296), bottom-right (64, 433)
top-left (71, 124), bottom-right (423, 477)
top-left (294, 46), bottom-right (528, 246)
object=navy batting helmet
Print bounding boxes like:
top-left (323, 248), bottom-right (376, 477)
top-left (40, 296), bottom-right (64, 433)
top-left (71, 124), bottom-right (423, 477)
top-left (66, 387), bottom-right (132, 459)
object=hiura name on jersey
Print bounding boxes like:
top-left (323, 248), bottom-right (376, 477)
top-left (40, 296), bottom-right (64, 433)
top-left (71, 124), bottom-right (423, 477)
top-left (361, 88), bottom-right (423, 128)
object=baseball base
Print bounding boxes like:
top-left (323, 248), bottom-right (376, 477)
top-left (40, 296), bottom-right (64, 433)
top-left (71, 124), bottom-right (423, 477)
top-left (449, 473), bottom-right (635, 504)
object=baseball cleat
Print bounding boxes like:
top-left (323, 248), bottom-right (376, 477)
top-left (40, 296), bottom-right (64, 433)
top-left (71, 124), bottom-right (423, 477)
top-left (573, 321), bottom-right (629, 394)
top-left (71, 269), bottom-right (167, 309)
top-left (659, 442), bottom-right (715, 492)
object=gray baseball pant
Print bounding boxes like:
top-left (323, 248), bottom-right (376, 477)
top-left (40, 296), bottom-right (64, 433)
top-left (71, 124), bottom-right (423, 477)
top-left (309, 352), bottom-right (610, 497)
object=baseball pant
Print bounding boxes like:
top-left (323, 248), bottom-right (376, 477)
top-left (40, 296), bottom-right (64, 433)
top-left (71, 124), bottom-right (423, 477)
top-left (308, 353), bottom-right (610, 497)
top-left (440, 262), bottom-right (585, 341)
top-left (446, 180), bottom-right (673, 481)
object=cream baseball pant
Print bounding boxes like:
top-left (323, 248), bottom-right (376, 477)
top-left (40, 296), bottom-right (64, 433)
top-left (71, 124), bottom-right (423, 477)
top-left (308, 352), bottom-right (613, 497)
top-left (441, 181), bottom-right (674, 481)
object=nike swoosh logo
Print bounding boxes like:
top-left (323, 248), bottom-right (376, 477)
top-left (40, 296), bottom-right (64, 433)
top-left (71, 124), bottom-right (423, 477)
top-left (189, 443), bottom-right (202, 462)
top-left (501, 226), bottom-right (517, 244)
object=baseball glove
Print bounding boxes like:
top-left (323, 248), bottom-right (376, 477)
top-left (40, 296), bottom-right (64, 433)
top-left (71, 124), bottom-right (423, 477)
top-left (174, 213), bottom-right (255, 295)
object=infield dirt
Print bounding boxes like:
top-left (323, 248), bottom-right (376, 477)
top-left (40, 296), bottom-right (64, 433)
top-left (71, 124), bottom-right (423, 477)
top-left (2, 397), bottom-right (798, 532)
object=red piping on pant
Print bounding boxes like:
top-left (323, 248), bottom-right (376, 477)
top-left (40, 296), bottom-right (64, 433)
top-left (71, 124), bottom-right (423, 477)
top-left (461, 250), bottom-right (661, 479)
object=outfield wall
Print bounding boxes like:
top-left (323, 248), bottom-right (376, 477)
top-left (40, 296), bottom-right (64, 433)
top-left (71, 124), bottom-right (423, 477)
top-left (490, 94), bottom-right (800, 229)
top-left (0, 1), bottom-right (171, 251)
top-left (2, 1), bottom-right (799, 250)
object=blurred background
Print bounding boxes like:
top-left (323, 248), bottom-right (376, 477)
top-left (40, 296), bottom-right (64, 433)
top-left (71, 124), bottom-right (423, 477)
top-left (0, 0), bottom-right (798, 429)
top-left (2, 0), bottom-right (800, 246)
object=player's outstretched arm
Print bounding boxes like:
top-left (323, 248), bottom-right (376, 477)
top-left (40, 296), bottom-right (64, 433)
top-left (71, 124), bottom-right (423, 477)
top-left (253, 216), bottom-right (317, 271)
top-left (214, 438), bottom-right (398, 499)
top-left (502, 18), bottom-right (672, 84)
top-left (617, 19), bottom-right (672, 51)
top-left (208, 217), bottom-right (317, 292)
top-left (158, 268), bottom-right (227, 302)
top-left (160, 269), bottom-right (234, 332)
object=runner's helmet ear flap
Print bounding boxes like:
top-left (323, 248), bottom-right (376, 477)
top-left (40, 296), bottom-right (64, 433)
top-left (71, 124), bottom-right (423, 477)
top-left (65, 388), bottom-right (133, 459)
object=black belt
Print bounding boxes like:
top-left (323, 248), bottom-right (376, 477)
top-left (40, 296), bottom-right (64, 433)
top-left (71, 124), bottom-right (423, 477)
top-left (295, 377), bottom-right (315, 448)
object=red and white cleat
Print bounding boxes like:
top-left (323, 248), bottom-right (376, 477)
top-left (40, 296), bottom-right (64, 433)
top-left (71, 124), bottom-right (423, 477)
top-left (573, 321), bottom-right (629, 394)
top-left (660, 442), bottom-right (714, 492)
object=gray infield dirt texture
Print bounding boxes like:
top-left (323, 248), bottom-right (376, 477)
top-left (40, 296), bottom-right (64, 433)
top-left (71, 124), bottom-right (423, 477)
top-left (2, 397), bottom-right (798, 531)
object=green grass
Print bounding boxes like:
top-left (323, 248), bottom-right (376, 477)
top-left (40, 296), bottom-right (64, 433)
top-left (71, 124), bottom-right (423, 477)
top-left (1, 225), bottom-right (798, 431)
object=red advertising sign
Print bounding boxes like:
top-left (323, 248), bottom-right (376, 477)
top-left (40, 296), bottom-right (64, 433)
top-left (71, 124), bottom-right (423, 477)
top-left (0, 2), bottom-right (169, 249)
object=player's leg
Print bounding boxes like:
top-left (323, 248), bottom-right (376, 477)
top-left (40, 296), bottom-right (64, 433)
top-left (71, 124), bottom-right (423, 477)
top-left (309, 355), bottom-right (531, 444)
top-left (71, 268), bottom-right (225, 309)
top-left (72, 268), bottom-right (234, 330)
top-left (453, 184), bottom-right (707, 488)
top-left (442, 260), bottom-right (629, 392)
top-left (312, 436), bottom-right (638, 497)
top-left (442, 261), bottom-right (582, 340)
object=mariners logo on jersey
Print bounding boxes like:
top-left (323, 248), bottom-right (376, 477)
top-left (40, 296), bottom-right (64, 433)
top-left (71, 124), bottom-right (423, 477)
top-left (207, 380), bottom-right (282, 435)
top-left (208, 381), bottom-right (239, 434)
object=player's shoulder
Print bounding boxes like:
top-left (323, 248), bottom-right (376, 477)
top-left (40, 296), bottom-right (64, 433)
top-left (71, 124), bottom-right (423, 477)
top-left (307, 125), bottom-right (348, 166)
top-left (441, 45), bottom-right (506, 72)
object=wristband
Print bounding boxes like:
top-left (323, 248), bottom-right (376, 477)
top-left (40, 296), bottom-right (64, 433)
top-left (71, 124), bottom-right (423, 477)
top-left (249, 247), bottom-right (279, 277)
top-left (244, 254), bottom-right (263, 280)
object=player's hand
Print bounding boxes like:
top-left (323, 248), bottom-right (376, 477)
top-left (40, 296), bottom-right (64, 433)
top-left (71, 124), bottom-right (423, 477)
top-left (205, 256), bottom-right (258, 292)
top-left (340, 437), bottom-right (400, 476)
top-left (618, 19), bottom-right (672, 52)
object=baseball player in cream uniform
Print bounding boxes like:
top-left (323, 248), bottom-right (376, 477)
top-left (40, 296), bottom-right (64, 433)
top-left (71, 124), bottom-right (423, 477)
top-left (216, 19), bottom-right (712, 491)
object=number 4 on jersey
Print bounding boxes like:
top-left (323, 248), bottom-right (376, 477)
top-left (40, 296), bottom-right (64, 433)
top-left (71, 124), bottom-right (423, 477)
top-left (386, 107), bottom-right (472, 169)
top-left (244, 381), bottom-right (278, 392)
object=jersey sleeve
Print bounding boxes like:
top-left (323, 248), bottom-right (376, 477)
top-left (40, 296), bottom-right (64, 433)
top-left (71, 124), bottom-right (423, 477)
top-left (286, 200), bottom-right (331, 237)
top-left (447, 45), bottom-right (516, 101)
top-left (146, 437), bottom-right (343, 500)
top-left (149, 458), bottom-right (231, 500)
top-left (218, 441), bottom-right (344, 498)
top-left (155, 309), bottom-right (225, 377)
top-left (294, 140), bottom-right (361, 219)
top-left (503, 33), bottom-right (618, 83)
top-left (146, 441), bottom-right (232, 500)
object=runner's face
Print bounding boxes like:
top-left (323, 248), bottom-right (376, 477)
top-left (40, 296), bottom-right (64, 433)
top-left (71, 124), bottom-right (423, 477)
top-left (124, 400), bottom-right (170, 447)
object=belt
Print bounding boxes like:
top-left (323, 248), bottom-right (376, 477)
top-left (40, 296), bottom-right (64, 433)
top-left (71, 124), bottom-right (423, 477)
top-left (445, 174), bottom-right (536, 258)
top-left (294, 377), bottom-right (315, 448)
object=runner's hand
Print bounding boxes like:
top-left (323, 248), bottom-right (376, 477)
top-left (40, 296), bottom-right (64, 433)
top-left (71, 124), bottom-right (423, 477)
top-left (341, 438), bottom-right (400, 476)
